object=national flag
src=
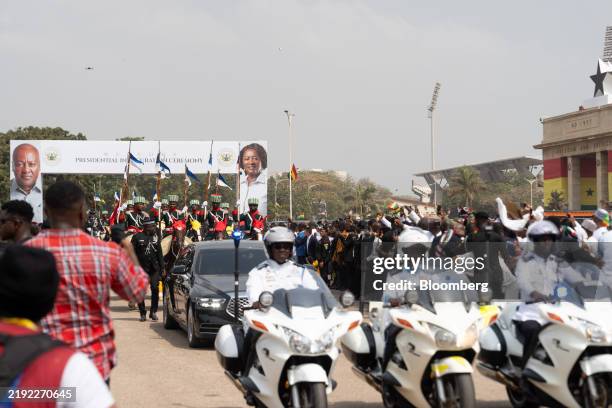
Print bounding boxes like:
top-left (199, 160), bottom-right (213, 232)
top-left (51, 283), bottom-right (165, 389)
top-left (156, 153), bottom-right (171, 177)
top-left (129, 152), bottom-right (144, 173)
top-left (208, 150), bottom-right (213, 167)
top-left (94, 193), bottom-right (101, 202)
top-left (152, 191), bottom-right (158, 201)
top-left (114, 191), bottom-right (120, 201)
top-left (290, 164), bottom-right (298, 182)
top-left (216, 172), bottom-right (232, 190)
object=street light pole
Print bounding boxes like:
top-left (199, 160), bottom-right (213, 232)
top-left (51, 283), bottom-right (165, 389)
top-left (427, 82), bottom-right (441, 208)
top-left (526, 178), bottom-right (537, 208)
top-left (284, 110), bottom-right (294, 220)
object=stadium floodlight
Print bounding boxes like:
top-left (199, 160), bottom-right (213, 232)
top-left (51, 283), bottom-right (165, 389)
top-left (427, 82), bottom-right (441, 207)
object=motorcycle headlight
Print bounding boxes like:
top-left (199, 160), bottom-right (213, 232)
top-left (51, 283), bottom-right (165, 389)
top-left (282, 327), bottom-right (335, 354)
top-left (196, 297), bottom-right (225, 309)
top-left (574, 318), bottom-right (607, 343)
top-left (429, 324), bottom-right (457, 348)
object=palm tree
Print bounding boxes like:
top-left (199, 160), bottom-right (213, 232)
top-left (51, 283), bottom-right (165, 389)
top-left (447, 166), bottom-right (484, 208)
top-left (547, 190), bottom-right (565, 211)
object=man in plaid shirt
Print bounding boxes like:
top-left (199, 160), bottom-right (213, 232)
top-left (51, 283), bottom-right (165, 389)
top-left (26, 181), bottom-right (149, 383)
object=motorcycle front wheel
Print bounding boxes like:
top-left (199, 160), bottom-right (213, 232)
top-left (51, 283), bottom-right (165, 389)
top-left (435, 374), bottom-right (476, 408)
top-left (296, 382), bottom-right (327, 408)
top-left (582, 373), bottom-right (610, 408)
top-left (505, 385), bottom-right (538, 408)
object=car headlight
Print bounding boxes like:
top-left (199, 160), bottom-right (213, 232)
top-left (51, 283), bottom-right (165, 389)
top-left (574, 318), bottom-right (607, 343)
top-left (429, 324), bottom-right (457, 348)
top-left (282, 327), bottom-right (335, 354)
top-left (196, 297), bottom-right (226, 309)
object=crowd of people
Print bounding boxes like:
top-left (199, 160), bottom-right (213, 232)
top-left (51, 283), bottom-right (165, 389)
top-left (2, 177), bottom-right (612, 406)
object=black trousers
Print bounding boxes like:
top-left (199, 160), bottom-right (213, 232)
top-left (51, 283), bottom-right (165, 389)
top-left (382, 325), bottom-right (402, 371)
top-left (517, 320), bottom-right (542, 368)
top-left (138, 272), bottom-right (161, 315)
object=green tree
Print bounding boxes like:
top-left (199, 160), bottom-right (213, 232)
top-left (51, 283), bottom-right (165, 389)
top-left (546, 190), bottom-right (565, 211)
top-left (446, 166), bottom-right (484, 208)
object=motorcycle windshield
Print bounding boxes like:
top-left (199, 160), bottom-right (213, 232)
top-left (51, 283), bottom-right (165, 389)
top-left (270, 273), bottom-right (339, 318)
top-left (552, 280), bottom-right (612, 308)
top-left (413, 270), bottom-right (479, 313)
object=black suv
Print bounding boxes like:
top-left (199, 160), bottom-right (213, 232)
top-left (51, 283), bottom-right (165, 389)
top-left (163, 240), bottom-right (267, 347)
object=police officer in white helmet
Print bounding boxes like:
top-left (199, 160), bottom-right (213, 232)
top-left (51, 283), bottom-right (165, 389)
top-left (246, 226), bottom-right (320, 308)
top-left (240, 227), bottom-right (322, 376)
top-left (514, 220), bottom-right (584, 368)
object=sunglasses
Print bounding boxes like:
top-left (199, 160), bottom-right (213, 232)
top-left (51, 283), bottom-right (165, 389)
top-left (272, 243), bottom-right (292, 250)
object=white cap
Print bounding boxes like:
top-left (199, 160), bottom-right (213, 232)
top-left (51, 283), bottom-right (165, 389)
top-left (581, 219), bottom-right (597, 233)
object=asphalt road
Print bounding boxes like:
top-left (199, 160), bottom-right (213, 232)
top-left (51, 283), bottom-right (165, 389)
top-left (109, 296), bottom-right (511, 407)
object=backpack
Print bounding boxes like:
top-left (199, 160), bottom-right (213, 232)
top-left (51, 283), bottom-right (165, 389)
top-left (0, 332), bottom-right (66, 399)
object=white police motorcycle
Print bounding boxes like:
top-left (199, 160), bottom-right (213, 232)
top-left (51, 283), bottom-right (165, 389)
top-left (342, 270), bottom-right (487, 408)
top-left (215, 281), bottom-right (362, 408)
top-left (477, 281), bottom-right (612, 407)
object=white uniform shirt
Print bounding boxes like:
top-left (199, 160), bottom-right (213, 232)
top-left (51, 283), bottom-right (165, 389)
top-left (593, 226), bottom-right (608, 242)
top-left (245, 259), bottom-right (320, 304)
top-left (515, 251), bottom-right (583, 323)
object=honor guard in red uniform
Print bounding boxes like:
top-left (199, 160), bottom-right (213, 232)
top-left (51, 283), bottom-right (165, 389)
top-left (126, 196), bottom-right (149, 234)
top-left (206, 194), bottom-right (227, 240)
top-left (240, 197), bottom-right (266, 240)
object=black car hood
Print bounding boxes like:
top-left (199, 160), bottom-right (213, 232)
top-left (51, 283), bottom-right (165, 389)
top-left (191, 274), bottom-right (247, 299)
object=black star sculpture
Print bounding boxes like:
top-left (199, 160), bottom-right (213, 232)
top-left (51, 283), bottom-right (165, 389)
top-left (586, 187), bottom-right (594, 197)
top-left (591, 61), bottom-right (608, 97)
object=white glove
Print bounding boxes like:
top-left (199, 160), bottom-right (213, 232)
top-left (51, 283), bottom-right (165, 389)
top-left (153, 201), bottom-right (162, 209)
top-left (181, 206), bottom-right (188, 214)
top-left (202, 201), bottom-right (208, 207)
top-left (120, 204), bottom-right (127, 211)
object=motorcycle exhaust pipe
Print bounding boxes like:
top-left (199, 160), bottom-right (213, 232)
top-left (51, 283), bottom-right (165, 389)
top-left (476, 363), bottom-right (518, 391)
top-left (350, 366), bottom-right (382, 393)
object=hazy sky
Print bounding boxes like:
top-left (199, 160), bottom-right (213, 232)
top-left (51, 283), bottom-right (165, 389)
top-left (2, 1), bottom-right (612, 194)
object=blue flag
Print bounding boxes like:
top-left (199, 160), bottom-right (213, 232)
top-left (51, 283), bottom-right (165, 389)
top-left (129, 152), bottom-right (144, 173)
top-left (185, 165), bottom-right (200, 183)
top-left (216, 172), bottom-right (233, 190)
top-left (156, 153), bottom-right (171, 175)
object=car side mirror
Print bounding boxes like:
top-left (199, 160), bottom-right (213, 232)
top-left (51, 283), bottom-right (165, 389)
top-left (172, 265), bottom-right (187, 275)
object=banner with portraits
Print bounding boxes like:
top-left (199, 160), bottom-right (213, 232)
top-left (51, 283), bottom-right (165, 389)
top-left (9, 140), bottom-right (268, 223)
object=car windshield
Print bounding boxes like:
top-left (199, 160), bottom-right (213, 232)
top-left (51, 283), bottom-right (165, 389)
top-left (269, 272), bottom-right (339, 318)
top-left (194, 248), bottom-right (266, 275)
top-left (412, 270), bottom-right (479, 313)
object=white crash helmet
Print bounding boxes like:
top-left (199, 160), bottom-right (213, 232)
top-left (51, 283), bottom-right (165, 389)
top-left (263, 226), bottom-right (295, 256)
top-left (397, 227), bottom-right (432, 255)
top-left (526, 220), bottom-right (559, 241)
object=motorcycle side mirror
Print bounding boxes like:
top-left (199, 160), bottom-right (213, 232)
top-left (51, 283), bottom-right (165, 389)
top-left (171, 265), bottom-right (187, 276)
top-left (404, 291), bottom-right (419, 306)
top-left (478, 290), bottom-right (493, 305)
top-left (340, 291), bottom-right (355, 308)
top-left (259, 291), bottom-right (274, 310)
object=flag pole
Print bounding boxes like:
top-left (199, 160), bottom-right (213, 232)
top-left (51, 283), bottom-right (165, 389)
top-left (183, 165), bottom-right (189, 210)
top-left (235, 142), bottom-right (241, 215)
top-left (284, 111), bottom-right (294, 220)
top-left (156, 141), bottom-right (163, 236)
top-left (204, 141), bottom-right (213, 212)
